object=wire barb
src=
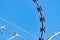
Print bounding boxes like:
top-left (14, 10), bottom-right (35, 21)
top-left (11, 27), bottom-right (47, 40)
top-left (39, 37), bottom-right (44, 40)
top-left (33, 0), bottom-right (38, 3)
top-left (8, 32), bottom-right (24, 40)
top-left (37, 6), bottom-right (42, 12)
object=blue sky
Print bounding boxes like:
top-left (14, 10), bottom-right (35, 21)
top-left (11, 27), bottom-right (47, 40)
top-left (0, 0), bottom-right (60, 40)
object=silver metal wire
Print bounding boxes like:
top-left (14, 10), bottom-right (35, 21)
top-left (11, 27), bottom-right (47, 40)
top-left (47, 31), bottom-right (60, 40)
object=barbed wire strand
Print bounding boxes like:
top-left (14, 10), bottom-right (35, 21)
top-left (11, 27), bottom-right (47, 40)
top-left (33, 0), bottom-right (45, 40)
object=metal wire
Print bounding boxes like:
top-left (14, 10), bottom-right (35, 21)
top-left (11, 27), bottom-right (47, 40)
top-left (47, 31), bottom-right (60, 40)
top-left (33, 0), bottom-right (45, 40)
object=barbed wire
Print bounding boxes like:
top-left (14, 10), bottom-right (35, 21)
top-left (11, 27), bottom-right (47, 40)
top-left (0, 0), bottom-right (59, 40)
top-left (33, 0), bottom-right (45, 40)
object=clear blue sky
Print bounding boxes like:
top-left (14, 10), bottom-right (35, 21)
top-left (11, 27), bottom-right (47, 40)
top-left (0, 0), bottom-right (60, 40)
